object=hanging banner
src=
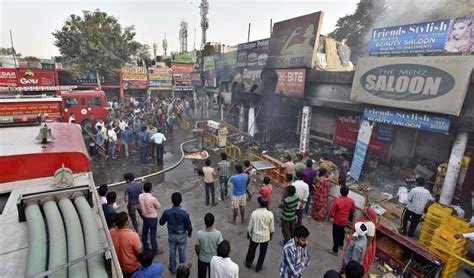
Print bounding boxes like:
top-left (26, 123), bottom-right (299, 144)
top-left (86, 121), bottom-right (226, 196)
top-left (191, 72), bottom-right (202, 87)
top-left (0, 68), bottom-right (17, 86)
top-left (299, 106), bottom-right (312, 154)
top-left (349, 120), bottom-right (374, 182)
top-left (363, 107), bottom-right (451, 134)
top-left (204, 71), bottom-right (217, 87)
top-left (369, 17), bottom-right (474, 56)
top-left (350, 56), bottom-right (474, 116)
top-left (173, 73), bottom-right (192, 91)
top-left (204, 56), bottom-right (216, 71)
top-left (275, 69), bottom-right (306, 98)
top-left (171, 53), bottom-right (196, 64)
top-left (334, 115), bottom-right (385, 154)
top-left (267, 11), bottom-right (324, 68)
top-left (171, 63), bottom-right (194, 74)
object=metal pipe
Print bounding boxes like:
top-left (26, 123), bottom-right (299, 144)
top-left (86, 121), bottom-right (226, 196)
top-left (41, 197), bottom-right (67, 278)
top-left (57, 197), bottom-right (87, 277)
top-left (73, 193), bottom-right (108, 277)
top-left (25, 201), bottom-right (47, 277)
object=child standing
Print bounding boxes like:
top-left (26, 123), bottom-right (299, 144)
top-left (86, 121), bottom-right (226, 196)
top-left (259, 176), bottom-right (273, 209)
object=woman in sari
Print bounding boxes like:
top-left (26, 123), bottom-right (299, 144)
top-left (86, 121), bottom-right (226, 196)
top-left (343, 205), bottom-right (378, 273)
top-left (312, 168), bottom-right (331, 221)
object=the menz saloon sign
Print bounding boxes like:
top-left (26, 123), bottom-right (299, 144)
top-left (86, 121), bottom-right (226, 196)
top-left (351, 56), bottom-right (474, 116)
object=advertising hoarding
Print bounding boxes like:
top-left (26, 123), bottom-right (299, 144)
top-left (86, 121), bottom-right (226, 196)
top-left (333, 115), bottom-right (385, 154)
top-left (369, 17), bottom-right (474, 55)
top-left (275, 69), bottom-right (306, 98)
top-left (16, 69), bottom-right (55, 87)
top-left (204, 56), bottom-right (215, 71)
top-left (232, 67), bottom-right (263, 94)
top-left (350, 56), bottom-right (474, 116)
top-left (149, 72), bottom-right (173, 90)
top-left (171, 63), bottom-right (194, 74)
top-left (267, 11), bottom-right (324, 68)
top-left (363, 107), bottom-right (451, 134)
top-left (173, 73), bottom-right (193, 91)
top-left (0, 68), bottom-right (17, 86)
top-left (237, 38), bottom-right (270, 68)
top-left (171, 53), bottom-right (196, 64)
top-left (204, 71), bottom-right (216, 88)
top-left (122, 67), bottom-right (148, 89)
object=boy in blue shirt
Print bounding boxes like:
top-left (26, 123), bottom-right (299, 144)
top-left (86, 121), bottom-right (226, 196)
top-left (228, 164), bottom-right (248, 225)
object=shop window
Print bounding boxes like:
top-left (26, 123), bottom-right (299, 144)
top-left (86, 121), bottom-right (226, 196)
top-left (64, 98), bottom-right (78, 108)
top-left (80, 98), bottom-right (86, 106)
top-left (88, 97), bottom-right (102, 107)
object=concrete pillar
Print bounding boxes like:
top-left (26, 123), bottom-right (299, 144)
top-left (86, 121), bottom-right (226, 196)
top-left (238, 105), bottom-right (245, 131)
top-left (193, 90), bottom-right (198, 115)
top-left (440, 131), bottom-right (469, 206)
top-left (296, 108), bottom-right (302, 135)
top-left (220, 105), bottom-right (224, 121)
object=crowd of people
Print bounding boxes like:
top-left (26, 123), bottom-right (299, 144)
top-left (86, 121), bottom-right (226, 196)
top-left (84, 95), bottom-right (195, 162)
top-left (86, 95), bottom-right (438, 277)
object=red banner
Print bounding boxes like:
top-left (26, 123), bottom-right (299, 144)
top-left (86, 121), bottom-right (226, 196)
top-left (171, 63), bottom-right (194, 74)
top-left (17, 69), bottom-right (55, 86)
top-left (275, 69), bottom-right (306, 98)
top-left (0, 100), bottom-right (61, 116)
top-left (334, 115), bottom-right (385, 154)
top-left (0, 68), bottom-right (18, 86)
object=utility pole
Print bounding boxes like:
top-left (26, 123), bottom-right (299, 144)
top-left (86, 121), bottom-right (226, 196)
top-left (9, 30), bottom-right (18, 68)
top-left (179, 21), bottom-right (188, 54)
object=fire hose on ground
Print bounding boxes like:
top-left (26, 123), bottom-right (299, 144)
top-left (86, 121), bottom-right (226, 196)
top-left (107, 138), bottom-right (197, 188)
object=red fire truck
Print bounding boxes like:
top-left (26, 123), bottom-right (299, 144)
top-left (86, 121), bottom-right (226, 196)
top-left (0, 121), bottom-right (122, 277)
top-left (0, 90), bottom-right (109, 127)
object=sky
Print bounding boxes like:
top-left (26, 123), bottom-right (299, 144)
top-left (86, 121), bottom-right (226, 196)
top-left (0, 0), bottom-right (360, 58)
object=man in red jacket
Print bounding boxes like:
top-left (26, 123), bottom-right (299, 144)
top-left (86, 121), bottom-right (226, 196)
top-left (328, 186), bottom-right (355, 256)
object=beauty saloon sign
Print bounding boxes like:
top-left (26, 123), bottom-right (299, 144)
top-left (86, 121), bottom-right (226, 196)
top-left (350, 56), bottom-right (474, 116)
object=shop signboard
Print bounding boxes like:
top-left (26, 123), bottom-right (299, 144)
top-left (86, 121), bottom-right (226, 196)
top-left (191, 72), bottom-right (202, 87)
top-left (232, 67), bottom-right (264, 94)
top-left (204, 56), bottom-right (215, 71)
top-left (171, 63), bottom-right (194, 74)
top-left (349, 120), bottom-right (374, 182)
top-left (17, 69), bottom-right (55, 87)
top-left (275, 69), bottom-right (306, 98)
top-left (299, 106), bottom-right (312, 154)
top-left (377, 124), bottom-right (394, 142)
top-left (173, 73), bottom-right (193, 91)
top-left (149, 71), bottom-right (173, 90)
top-left (369, 17), bottom-right (474, 56)
top-left (171, 53), bottom-right (196, 64)
top-left (122, 67), bottom-right (148, 89)
top-left (334, 115), bottom-right (385, 154)
top-left (0, 68), bottom-right (17, 86)
top-left (363, 107), bottom-right (451, 134)
top-left (204, 71), bottom-right (216, 88)
top-left (237, 38), bottom-right (270, 68)
top-left (57, 71), bottom-right (120, 86)
top-left (350, 56), bottom-right (474, 116)
top-left (267, 11), bottom-right (324, 68)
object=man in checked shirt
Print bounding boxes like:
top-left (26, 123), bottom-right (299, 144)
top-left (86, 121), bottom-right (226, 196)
top-left (400, 177), bottom-right (435, 237)
top-left (279, 225), bottom-right (310, 278)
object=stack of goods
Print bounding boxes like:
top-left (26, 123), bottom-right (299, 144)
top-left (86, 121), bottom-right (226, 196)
top-left (429, 215), bottom-right (472, 278)
top-left (433, 163), bottom-right (448, 195)
top-left (419, 203), bottom-right (453, 248)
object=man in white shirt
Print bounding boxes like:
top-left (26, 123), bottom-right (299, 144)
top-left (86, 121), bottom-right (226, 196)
top-left (68, 112), bottom-right (75, 123)
top-left (292, 171), bottom-right (309, 226)
top-left (401, 177), bottom-right (434, 237)
top-left (119, 118), bottom-right (129, 131)
top-left (210, 240), bottom-right (239, 278)
top-left (150, 129), bottom-right (166, 165)
top-left (107, 126), bottom-right (118, 159)
top-left (245, 197), bottom-right (274, 273)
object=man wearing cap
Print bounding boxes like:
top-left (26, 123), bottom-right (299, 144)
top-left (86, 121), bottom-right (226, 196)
top-left (342, 222), bottom-right (368, 273)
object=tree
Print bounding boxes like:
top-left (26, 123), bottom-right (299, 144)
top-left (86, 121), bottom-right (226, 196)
top-left (200, 43), bottom-right (216, 57)
top-left (52, 9), bottom-right (140, 84)
top-left (0, 47), bottom-right (21, 57)
top-left (136, 43), bottom-right (151, 61)
top-left (22, 56), bottom-right (40, 62)
top-left (329, 0), bottom-right (388, 60)
top-left (329, 0), bottom-right (474, 61)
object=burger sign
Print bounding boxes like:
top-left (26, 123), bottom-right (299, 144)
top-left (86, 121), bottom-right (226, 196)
top-left (351, 56), bottom-right (474, 116)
